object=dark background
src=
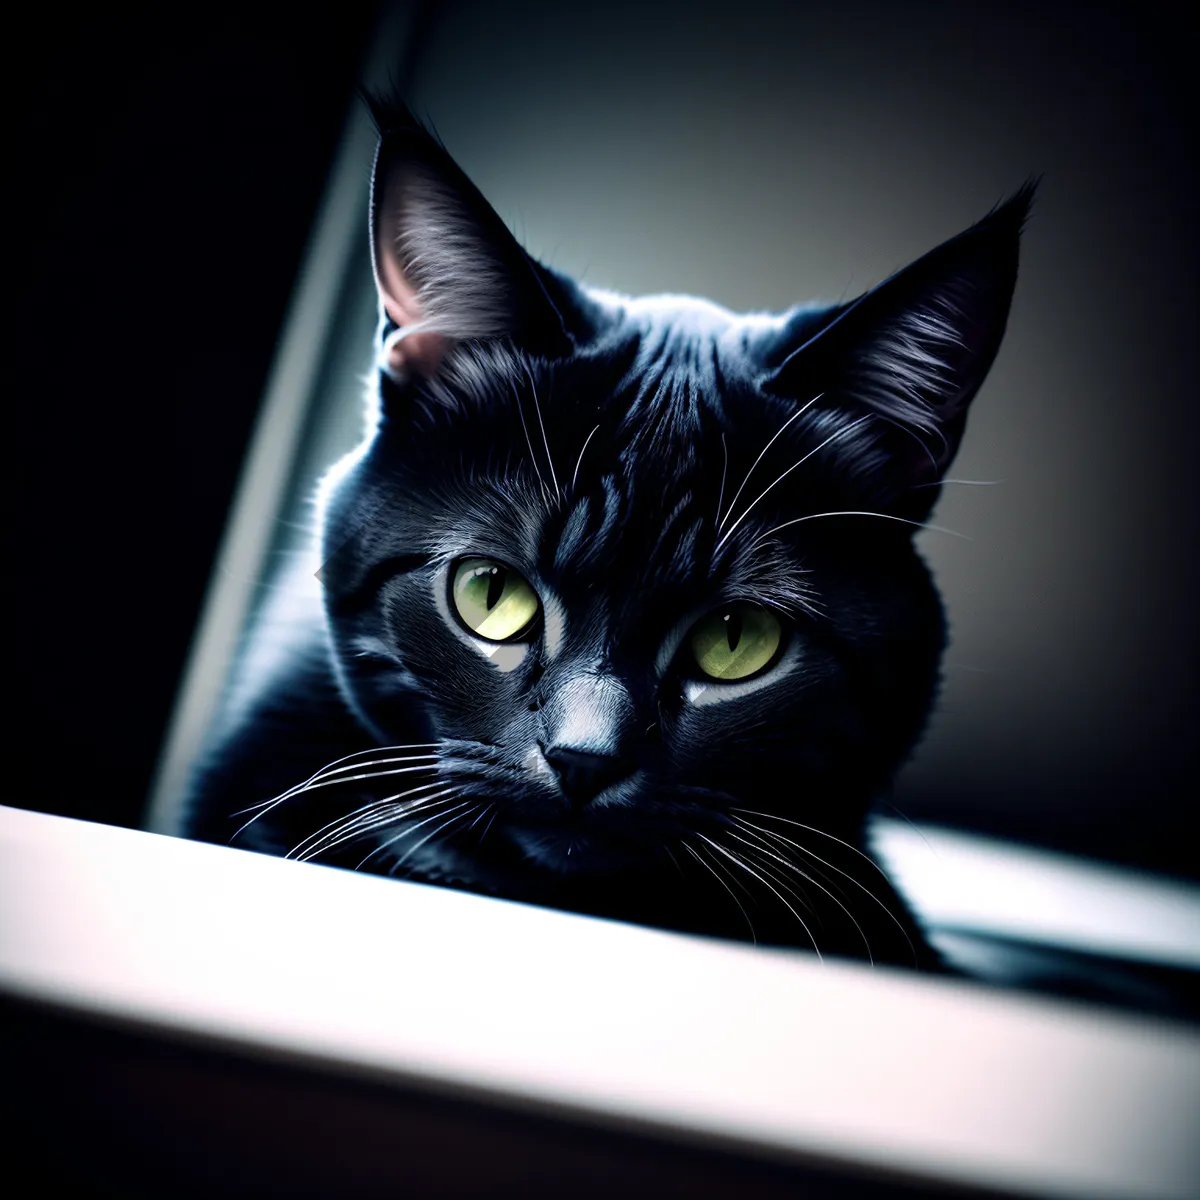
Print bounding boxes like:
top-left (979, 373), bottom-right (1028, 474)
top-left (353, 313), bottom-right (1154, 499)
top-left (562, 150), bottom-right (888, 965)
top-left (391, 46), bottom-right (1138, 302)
top-left (11, 2), bottom-right (1197, 879)
top-left (12, 3), bottom-right (380, 825)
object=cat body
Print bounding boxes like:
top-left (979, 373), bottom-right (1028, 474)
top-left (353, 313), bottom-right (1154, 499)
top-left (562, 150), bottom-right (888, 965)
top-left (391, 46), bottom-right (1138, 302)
top-left (183, 97), bottom-right (1030, 969)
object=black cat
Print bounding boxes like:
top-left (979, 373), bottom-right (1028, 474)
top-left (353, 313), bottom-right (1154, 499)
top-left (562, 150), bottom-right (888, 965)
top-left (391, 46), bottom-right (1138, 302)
top-left (182, 95), bottom-right (1031, 969)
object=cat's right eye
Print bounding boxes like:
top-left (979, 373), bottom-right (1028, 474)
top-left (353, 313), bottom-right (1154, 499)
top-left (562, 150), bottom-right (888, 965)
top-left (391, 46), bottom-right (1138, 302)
top-left (451, 557), bottom-right (541, 642)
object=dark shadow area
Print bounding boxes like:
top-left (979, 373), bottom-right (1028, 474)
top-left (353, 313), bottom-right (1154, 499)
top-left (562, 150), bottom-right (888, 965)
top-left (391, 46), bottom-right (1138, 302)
top-left (11, 4), bottom-right (379, 831)
top-left (3, 995), bottom-right (1004, 1199)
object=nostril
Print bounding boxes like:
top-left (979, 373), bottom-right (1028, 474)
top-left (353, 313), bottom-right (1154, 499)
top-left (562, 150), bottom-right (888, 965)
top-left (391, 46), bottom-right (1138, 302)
top-left (543, 745), bottom-right (632, 809)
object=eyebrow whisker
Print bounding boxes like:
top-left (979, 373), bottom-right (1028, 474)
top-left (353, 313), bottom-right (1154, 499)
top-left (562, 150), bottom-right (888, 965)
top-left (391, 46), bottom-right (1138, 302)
top-left (717, 395), bottom-right (820, 533)
top-left (571, 423), bottom-right (601, 492)
top-left (716, 414), bottom-right (872, 553)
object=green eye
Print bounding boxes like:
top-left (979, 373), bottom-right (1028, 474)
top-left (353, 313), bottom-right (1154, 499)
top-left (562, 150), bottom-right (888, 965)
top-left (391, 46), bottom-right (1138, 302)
top-left (689, 603), bottom-right (782, 681)
top-left (451, 557), bottom-right (540, 642)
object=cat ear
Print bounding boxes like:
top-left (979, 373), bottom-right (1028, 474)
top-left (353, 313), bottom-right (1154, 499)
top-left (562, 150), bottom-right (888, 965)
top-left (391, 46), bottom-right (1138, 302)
top-left (763, 184), bottom-right (1034, 512)
top-left (365, 93), bottom-right (574, 379)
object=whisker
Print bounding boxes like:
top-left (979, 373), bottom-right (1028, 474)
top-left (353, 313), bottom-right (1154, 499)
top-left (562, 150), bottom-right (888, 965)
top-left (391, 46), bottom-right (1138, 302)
top-left (727, 829), bottom-right (873, 964)
top-left (731, 819), bottom-right (847, 897)
top-left (477, 803), bottom-right (502, 847)
top-left (463, 801), bottom-right (495, 836)
top-left (750, 510), bottom-right (968, 552)
top-left (732, 808), bottom-right (894, 884)
top-left (867, 410), bottom-right (940, 475)
top-left (721, 832), bottom-right (817, 911)
top-left (296, 788), bottom-right (463, 863)
top-left (307, 759), bottom-right (440, 788)
top-left (525, 361), bottom-right (559, 496)
top-left (290, 756), bottom-right (440, 788)
top-left (733, 816), bottom-right (918, 966)
top-left (242, 762), bottom-right (441, 839)
top-left (571, 423), bottom-right (600, 493)
top-left (297, 748), bottom-right (441, 781)
top-left (512, 376), bottom-right (552, 504)
top-left (296, 797), bottom-right (452, 864)
top-left (263, 756), bottom-right (441, 813)
top-left (875, 798), bottom-right (938, 853)
top-left (718, 396), bottom-right (819, 532)
top-left (356, 795), bottom-right (468, 871)
top-left (715, 431), bottom-right (728, 526)
top-left (723, 830), bottom-right (819, 911)
top-left (681, 840), bottom-right (756, 944)
top-left (662, 843), bottom-right (685, 878)
top-left (388, 802), bottom-right (478, 877)
top-left (286, 781), bottom-right (448, 861)
top-left (288, 794), bottom-right (421, 861)
top-left (716, 414), bottom-right (872, 551)
top-left (696, 833), bottom-right (823, 961)
top-left (230, 744), bottom-right (440, 819)
top-left (699, 837), bottom-right (758, 904)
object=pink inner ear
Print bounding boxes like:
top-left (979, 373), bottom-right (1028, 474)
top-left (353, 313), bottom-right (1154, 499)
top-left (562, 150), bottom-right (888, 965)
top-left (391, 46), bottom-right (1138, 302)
top-left (376, 225), bottom-right (448, 379)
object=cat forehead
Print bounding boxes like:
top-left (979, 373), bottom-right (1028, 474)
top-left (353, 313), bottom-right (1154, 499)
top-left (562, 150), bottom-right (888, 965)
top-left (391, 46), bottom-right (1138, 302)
top-left (587, 294), bottom-right (787, 443)
top-left (434, 457), bottom-right (806, 609)
top-left (590, 288), bottom-right (736, 330)
top-left (543, 475), bottom-right (813, 621)
top-left (412, 287), bottom-right (795, 437)
top-left (587, 286), bottom-right (791, 352)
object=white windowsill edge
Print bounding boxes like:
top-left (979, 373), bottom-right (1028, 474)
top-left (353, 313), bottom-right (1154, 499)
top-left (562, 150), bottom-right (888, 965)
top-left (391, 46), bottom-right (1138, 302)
top-left (870, 818), bottom-right (1200, 969)
top-left (1, 805), bottom-right (1197, 1200)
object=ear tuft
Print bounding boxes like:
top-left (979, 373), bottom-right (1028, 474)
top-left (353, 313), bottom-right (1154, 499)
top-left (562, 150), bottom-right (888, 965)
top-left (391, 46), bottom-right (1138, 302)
top-left (364, 91), bottom-right (573, 380)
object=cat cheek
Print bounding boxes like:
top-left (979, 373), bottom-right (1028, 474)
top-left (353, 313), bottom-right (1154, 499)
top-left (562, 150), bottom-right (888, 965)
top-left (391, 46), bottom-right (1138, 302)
top-left (475, 641), bottom-right (528, 672)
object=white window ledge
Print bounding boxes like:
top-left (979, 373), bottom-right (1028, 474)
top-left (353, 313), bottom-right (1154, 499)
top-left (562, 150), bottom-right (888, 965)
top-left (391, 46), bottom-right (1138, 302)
top-left (1, 804), bottom-right (1197, 1199)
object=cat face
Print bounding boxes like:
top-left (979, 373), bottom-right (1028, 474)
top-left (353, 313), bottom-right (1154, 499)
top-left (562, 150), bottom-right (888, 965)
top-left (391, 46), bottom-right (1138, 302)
top-left (311, 97), bottom-right (1027, 939)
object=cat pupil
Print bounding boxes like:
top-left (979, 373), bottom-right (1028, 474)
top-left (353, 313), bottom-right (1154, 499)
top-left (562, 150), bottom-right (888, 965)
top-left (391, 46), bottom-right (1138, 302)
top-left (485, 566), bottom-right (506, 610)
top-left (724, 611), bottom-right (742, 652)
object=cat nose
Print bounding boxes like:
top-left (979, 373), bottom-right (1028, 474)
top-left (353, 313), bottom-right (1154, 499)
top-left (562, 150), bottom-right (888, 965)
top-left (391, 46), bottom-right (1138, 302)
top-left (542, 745), bottom-right (632, 809)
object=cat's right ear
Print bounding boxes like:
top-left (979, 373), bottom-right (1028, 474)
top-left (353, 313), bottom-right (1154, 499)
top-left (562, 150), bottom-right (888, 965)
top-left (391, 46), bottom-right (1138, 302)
top-left (365, 94), bottom-right (574, 380)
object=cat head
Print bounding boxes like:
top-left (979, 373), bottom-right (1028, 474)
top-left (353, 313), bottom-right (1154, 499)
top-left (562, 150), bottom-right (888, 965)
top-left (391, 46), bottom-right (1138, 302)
top-left (315, 96), bottom-right (1029, 935)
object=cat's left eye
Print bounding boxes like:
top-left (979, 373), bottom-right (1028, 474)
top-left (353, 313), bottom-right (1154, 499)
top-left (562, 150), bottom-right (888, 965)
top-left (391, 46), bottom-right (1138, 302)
top-left (688, 603), bottom-right (782, 681)
top-left (451, 557), bottom-right (541, 642)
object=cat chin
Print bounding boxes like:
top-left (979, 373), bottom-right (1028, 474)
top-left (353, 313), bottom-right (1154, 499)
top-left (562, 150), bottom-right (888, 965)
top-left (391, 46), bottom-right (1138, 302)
top-left (503, 824), bottom-right (657, 875)
top-left (364, 811), bottom-right (660, 889)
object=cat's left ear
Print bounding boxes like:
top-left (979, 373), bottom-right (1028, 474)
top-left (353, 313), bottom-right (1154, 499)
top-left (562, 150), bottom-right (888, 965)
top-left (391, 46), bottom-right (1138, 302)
top-left (763, 184), bottom-right (1034, 512)
top-left (365, 94), bottom-right (577, 380)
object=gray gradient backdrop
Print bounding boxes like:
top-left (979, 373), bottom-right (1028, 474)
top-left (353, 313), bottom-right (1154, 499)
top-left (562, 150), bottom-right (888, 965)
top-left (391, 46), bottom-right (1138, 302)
top-left (298, 0), bottom-right (1198, 876)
